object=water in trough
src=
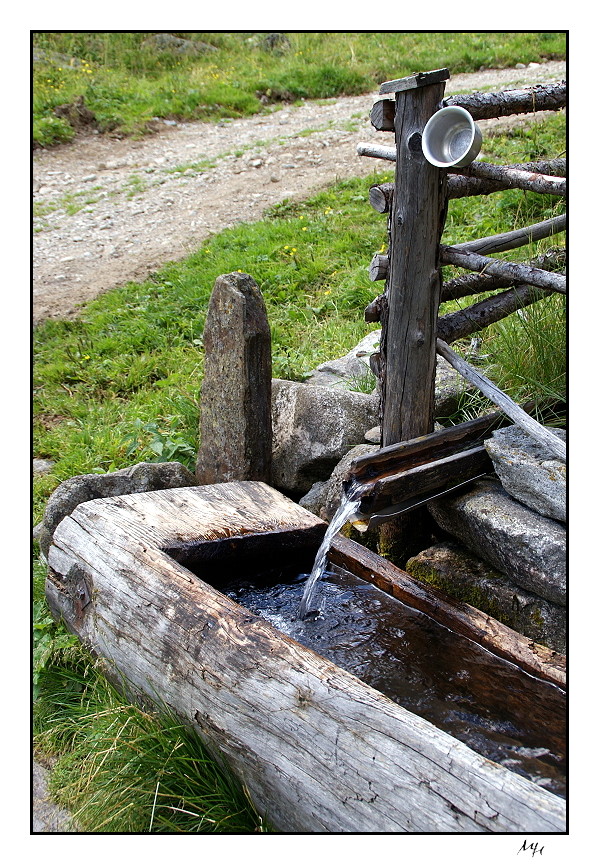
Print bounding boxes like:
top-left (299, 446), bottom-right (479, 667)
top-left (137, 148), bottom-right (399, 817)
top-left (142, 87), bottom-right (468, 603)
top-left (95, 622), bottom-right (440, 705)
top-left (218, 561), bottom-right (566, 799)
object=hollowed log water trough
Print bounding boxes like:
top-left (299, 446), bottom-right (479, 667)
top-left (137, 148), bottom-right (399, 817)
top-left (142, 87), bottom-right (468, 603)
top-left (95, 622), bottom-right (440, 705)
top-left (46, 480), bottom-right (566, 834)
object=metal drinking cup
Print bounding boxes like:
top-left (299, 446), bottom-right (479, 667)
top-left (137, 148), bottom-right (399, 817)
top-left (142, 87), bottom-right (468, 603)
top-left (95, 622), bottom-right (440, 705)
top-left (421, 106), bottom-right (482, 168)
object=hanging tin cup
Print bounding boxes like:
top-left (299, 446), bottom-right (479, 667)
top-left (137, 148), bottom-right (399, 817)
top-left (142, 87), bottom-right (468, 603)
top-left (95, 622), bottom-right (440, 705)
top-left (421, 106), bottom-right (482, 168)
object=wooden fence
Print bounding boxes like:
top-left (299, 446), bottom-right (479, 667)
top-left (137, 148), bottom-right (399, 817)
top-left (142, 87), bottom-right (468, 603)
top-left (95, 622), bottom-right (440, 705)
top-left (353, 69), bottom-right (566, 555)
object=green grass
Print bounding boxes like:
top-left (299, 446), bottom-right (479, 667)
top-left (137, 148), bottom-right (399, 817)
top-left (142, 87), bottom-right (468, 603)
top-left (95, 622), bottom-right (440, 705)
top-left (33, 31), bottom-right (566, 147)
top-left (33, 99), bottom-right (565, 833)
top-left (34, 649), bottom-right (269, 833)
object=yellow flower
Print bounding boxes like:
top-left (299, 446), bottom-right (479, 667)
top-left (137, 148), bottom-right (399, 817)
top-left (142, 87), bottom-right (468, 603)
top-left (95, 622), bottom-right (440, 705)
top-left (302, 226), bottom-right (308, 231)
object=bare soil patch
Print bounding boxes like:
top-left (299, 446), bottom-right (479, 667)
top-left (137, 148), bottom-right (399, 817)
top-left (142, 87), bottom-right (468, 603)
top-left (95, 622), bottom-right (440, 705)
top-left (33, 62), bottom-right (565, 325)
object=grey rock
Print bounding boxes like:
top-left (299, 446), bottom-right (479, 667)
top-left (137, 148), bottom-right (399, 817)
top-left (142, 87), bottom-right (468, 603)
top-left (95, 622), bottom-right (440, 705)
top-left (33, 458), bottom-right (55, 475)
top-left (196, 273), bottom-right (272, 485)
top-left (257, 33), bottom-right (291, 55)
top-left (318, 444), bottom-right (379, 521)
top-left (271, 380), bottom-right (379, 494)
top-left (433, 355), bottom-right (470, 419)
top-left (304, 329), bottom-right (469, 418)
top-left (32, 49), bottom-right (83, 69)
top-left (364, 426), bottom-right (381, 444)
top-left (39, 461), bottom-right (196, 559)
top-left (33, 761), bottom-right (79, 833)
top-left (428, 478), bottom-right (566, 607)
top-left (304, 330), bottom-right (381, 389)
top-left (485, 425), bottom-right (566, 522)
top-left (298, 481), bottom-right (328, 515)
top-left (406, 542), bottom-right (566, 653)
top-left (142, 34), bottom-right (217, 55)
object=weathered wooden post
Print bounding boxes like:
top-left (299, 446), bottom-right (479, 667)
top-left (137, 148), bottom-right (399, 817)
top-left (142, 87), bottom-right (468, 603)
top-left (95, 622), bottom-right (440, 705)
top-left (373, 70), bottom-right (450, 563)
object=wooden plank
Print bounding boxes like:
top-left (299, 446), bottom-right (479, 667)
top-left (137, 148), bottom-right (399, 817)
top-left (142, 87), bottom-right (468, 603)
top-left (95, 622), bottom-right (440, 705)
top-left (380, 82), bottom-right (447, 447)
top-left (436, 340), bottom-right (567, 461)
top-left (349, 411), bottom-right (507, 484)
top-left (348, 401), bottom-right (557, 484)
top-left (356, 445), bottom-right (493, 516)
top-left (46, 482), bottom-right (566, 833)
top-left (328, 535), bottom-right (566, 688)
top-left (376, 75), bottom-right (450, 562)
top-left (379, 68), bottom-right (450, 94)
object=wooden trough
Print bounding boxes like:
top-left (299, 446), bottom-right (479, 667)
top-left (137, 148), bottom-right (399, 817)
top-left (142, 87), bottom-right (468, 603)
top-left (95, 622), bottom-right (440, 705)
top-left (46, 481), bottom-right (566, 833)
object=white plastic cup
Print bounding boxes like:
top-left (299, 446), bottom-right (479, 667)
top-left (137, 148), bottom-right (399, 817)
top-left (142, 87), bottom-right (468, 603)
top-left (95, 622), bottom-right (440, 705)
top-left (421, 106), bottom-right (482, 168)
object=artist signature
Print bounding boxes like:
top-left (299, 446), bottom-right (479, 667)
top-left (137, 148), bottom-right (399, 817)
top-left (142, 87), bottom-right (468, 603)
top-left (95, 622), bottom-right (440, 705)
top-left (517, 840), bottom-right (545, 857)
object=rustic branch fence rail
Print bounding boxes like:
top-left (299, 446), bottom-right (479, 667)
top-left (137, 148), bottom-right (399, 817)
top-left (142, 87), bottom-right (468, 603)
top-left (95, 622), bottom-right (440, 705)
top-left (356, 68), bottom-right (566, 554)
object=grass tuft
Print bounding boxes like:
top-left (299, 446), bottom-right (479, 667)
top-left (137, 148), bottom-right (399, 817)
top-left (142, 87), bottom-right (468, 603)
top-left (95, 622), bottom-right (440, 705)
top-left (34, 651), bottom-right (270, 832)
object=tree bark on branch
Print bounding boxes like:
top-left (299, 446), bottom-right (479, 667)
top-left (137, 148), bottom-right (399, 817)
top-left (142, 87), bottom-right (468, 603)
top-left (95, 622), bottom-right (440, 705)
top-left (437, 284), bottom-right (548, 344)
top-left (368, 160), bottom-right (567, 212)
top-left (452, 161), bottom-right (566, 196)
top-left (443, 81), bottom-right (567, 121)
top-left (451, 214), bottom-right (566, 256)
top-left (440, 246), bottom-right (566, 294)
top-left (441, 249), bottom-right (566, 302)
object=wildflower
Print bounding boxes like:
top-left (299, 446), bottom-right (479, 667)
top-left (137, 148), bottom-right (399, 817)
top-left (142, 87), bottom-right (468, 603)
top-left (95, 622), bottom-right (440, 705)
top-left (302, 226), bottom-right (308, 231)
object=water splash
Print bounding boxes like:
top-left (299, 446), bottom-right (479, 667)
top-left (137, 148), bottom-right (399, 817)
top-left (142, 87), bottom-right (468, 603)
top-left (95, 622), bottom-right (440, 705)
top-left (298, 480), bottom-right (365, 619)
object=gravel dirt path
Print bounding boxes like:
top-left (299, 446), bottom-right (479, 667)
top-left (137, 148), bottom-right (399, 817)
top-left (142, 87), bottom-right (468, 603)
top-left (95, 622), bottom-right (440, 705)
top-left (32, 61), bottom-right (565, 326)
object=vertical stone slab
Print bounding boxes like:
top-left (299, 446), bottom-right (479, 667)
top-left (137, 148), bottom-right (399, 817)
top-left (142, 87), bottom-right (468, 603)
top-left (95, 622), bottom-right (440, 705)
top-left (196, 272), bottom-right (272, 484)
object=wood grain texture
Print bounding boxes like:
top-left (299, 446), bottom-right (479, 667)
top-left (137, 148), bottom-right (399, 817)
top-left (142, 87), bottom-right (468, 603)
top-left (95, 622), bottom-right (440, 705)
top-left (379, 68), bottom-right (450, 95)
top-left (46, 482), bottom-right (566, 833)
top-left (380, 81), bottom-right (447, 447)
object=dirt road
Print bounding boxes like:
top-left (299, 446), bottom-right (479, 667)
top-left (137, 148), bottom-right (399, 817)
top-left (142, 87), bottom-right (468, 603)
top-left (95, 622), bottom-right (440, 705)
top-left (32, 61), bottom-right (565, 325)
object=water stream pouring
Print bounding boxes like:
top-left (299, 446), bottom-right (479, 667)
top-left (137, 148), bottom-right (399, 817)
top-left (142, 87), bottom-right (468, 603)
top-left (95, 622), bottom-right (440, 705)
top-left (297, 411), bottom-right (532, 620)
top-left (297, 472), bottom-right (487, 620)
top-left (298, 480), bottom-right (365, 619)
